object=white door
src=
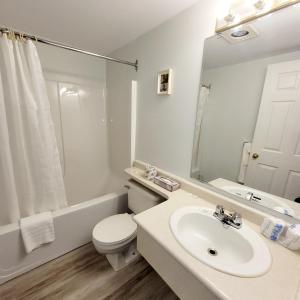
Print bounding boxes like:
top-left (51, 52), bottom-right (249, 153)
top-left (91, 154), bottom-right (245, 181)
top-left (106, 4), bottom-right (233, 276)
top-left (245, 60), bottom-right (300, 201)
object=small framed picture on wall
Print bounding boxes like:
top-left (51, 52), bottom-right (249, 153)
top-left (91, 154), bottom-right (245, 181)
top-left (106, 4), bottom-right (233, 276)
top-left (157, 69), bottom-right (172, 95)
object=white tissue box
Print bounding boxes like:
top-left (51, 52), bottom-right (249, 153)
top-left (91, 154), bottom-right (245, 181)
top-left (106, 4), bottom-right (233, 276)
top-left (153, 176), bottom-right (180, 192)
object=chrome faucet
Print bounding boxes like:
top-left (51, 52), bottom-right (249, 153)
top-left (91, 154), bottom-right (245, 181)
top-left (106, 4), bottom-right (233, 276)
top-left (245, 192), bottom-right (254, 201)
top-left (213, 205), bottom-right (242, 229)
top-left (245, 192), bottom-right (261, 202)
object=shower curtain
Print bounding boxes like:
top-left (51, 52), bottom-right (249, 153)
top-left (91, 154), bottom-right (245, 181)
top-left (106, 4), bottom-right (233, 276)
top-left (0, 34), bottom-right (67, 225)
top-left (191, 86), bottom-right (210, 176)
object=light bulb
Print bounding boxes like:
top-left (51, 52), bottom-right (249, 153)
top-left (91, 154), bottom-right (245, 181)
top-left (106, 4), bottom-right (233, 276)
top-left (217, 0), bottom-right (232, 20)
top-left (254, 0), bottom-right (274, 11)
top-left (254, 0), bottom-right (266, 10)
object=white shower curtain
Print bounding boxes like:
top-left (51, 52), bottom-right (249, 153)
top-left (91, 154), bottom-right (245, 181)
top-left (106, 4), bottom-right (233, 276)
top-left (191, 86), bottom-right (210, 176)
top-left (0, 34), bottom-right (67, 225)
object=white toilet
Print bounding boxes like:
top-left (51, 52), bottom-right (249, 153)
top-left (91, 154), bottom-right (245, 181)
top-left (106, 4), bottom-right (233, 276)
top-left (92, 180), bottom-right (162, 271)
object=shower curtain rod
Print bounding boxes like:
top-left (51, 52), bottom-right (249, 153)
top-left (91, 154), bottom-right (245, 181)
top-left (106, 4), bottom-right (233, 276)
top-left (0, 27), bottom-right (138, 71)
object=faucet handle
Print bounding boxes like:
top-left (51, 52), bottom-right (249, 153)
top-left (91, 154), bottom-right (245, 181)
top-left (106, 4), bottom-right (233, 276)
top-left (231, 212), bottom-right (242, 226)
top-left (215, 205), bottom-right (224, 215)
top-left (245, 192), bottom-right (254, 201)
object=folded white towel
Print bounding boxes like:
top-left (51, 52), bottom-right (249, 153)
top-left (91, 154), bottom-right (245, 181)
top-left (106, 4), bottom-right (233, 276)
top-left (279, 224), bottom-right (300, 251)
top-left (20, 212), bottom-right (55, 254)
top-left (260, 217), bottom-right (286, 241)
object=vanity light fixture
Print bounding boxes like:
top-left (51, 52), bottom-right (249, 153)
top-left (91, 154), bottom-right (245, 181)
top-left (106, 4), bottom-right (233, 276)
top-left (216, 0), bottom-right (300, 33)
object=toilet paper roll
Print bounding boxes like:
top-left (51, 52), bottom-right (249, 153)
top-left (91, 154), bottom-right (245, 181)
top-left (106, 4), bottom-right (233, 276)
top-left (279, 224), bottom-right (300, 251)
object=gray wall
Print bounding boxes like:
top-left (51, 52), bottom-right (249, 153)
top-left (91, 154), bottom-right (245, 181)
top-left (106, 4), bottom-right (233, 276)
top-left (107, 0), bottom-right (220, 178)
top-left (198, 50), bottom-right (300, 182)
top-left (106, 62), bottom-right (137, 177)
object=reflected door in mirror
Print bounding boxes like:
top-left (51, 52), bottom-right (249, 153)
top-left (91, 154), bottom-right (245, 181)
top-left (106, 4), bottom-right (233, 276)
top-left (245, 60), bottom-right (300, 201)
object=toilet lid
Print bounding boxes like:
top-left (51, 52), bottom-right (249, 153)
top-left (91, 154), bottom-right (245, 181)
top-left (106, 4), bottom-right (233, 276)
top-left (93, 213), bottom-right (137, 245)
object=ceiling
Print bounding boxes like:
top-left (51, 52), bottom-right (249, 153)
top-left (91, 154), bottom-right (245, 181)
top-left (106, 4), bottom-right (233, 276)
top-left (0, 0), bottom-right (200, 55)
top-left (203, 4), bottom-right (300, 69)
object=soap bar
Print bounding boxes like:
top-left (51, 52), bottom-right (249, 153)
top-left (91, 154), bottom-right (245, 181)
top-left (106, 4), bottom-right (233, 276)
top-left (153, 176), bottom-right (180, 192)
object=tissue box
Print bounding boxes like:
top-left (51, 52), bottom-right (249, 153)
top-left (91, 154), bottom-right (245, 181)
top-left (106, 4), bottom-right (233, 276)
top-left (153, 176), bottom-right (180, 192)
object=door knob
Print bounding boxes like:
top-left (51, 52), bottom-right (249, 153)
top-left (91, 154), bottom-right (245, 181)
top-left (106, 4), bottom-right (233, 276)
top-left (252, 153), bottom-right (259, 159)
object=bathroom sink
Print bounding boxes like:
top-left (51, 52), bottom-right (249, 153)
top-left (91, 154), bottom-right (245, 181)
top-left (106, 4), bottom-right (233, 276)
top-left (170, 206), bottom-right (271, 277)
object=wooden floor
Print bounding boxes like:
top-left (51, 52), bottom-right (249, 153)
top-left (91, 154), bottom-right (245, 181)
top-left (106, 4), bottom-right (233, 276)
top-left (0, 243), bottom-right (178, 300)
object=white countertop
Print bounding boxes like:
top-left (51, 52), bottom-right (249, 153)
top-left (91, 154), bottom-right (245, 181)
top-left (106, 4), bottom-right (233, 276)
top-left (126, 163), bottom-right (300, 300)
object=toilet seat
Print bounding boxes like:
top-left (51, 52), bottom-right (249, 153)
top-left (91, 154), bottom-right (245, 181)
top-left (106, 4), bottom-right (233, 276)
top-left (93, 213), bottom-right (137, 247)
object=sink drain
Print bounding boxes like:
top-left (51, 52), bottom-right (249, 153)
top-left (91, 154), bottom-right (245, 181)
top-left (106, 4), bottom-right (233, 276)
top-left (207, 248), bottom-right (218, 256)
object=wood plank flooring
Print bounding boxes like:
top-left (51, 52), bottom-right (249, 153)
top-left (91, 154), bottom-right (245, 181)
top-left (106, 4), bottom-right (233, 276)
top-left (0, 243), bottom-right (178, 300)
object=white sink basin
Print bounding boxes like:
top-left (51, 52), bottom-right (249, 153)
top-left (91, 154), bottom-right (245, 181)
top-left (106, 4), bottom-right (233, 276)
top-left (170, 206), bottom-right (271, 277)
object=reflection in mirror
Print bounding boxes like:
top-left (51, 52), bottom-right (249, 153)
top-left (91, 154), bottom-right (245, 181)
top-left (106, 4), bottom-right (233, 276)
top-left (191, 4), bottom-right (300, 220)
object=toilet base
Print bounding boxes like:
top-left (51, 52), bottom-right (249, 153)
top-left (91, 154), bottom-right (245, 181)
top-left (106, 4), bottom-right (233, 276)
top-left (106, 240), bottom-right (140, 271)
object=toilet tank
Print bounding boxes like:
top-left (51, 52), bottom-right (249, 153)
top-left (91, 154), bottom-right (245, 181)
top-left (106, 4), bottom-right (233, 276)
top-left (127, 180), bottom-right (163, 214)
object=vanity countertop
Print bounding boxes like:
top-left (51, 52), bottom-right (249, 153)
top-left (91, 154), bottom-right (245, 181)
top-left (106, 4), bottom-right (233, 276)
top-left (125, 163), bottom-right (300, 300)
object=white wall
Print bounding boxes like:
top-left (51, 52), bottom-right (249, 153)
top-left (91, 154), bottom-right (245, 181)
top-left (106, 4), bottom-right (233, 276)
top-left (107, 62), bottom-right (137, 177)
top-left (37, 43), bottom-right (106, 81)
top-left (198, 50), bottom-right (300, 182)
top-left (107, 1), bottom-right (221, 178)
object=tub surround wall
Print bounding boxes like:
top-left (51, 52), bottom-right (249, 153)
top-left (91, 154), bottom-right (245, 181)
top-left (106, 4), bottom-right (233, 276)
top-left (38, 43), bottom-right (125, 205)
top-left (126, 161), bottom-right (300, 300)
top-left (45, 72), bottom-right (114, 205)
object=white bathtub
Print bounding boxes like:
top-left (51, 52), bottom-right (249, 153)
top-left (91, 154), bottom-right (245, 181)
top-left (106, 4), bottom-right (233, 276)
top-left (0, 192), bottom-right (128, 285)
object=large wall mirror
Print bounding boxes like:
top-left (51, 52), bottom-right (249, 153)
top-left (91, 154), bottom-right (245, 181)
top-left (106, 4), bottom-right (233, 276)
top-left (191, 3), bottom-right (300, 220)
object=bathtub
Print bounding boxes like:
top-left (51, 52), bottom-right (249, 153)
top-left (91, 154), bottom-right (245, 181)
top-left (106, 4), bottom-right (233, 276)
top-left (0, 192), bottom-right (128, 285)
